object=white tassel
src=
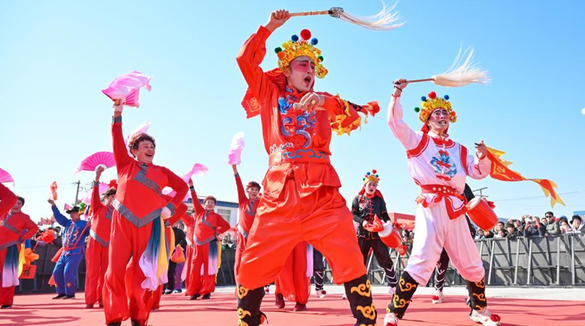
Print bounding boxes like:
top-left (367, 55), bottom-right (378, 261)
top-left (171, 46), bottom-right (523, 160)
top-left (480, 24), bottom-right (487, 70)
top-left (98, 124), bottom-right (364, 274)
top-left (290, 2), bottom-right (404, 31)
top-left (431, 47), bottom-right (491, 87)
top-left (337, 2), bottom-right (404, 31)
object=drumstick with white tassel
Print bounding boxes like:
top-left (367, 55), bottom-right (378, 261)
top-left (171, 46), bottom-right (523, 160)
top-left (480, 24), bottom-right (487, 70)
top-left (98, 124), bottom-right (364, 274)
top-left (289, 3), bottom-right (404, 31)
top-left (403, 48), bottom-right (491, 87)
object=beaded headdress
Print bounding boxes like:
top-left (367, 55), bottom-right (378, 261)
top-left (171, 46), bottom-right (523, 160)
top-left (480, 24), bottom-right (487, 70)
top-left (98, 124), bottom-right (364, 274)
top-left (414, 91), bottom-right (457, 123)
top-left (274, 29), bottom-right (328, 79)
top-left (363, 169), bottom-right (380, 185)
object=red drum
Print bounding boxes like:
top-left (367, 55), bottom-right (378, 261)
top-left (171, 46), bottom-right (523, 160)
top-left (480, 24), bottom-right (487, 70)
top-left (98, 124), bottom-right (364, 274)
top-left (466, 197), bottom-right (498, 231)
top-left (380, 227), bottom-right (401, 248)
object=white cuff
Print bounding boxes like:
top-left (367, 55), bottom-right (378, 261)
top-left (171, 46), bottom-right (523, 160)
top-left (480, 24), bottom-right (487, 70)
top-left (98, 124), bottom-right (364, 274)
top-left (378, 221), bottom-right (394, 238)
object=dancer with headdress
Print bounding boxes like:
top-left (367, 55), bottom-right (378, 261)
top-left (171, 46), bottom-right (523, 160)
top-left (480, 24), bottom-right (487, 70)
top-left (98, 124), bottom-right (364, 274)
top-left (352, 169), bottom-right (398, 297)
top-left (236, 9), bottom-right (380, 326)
top-left (381, 79), bottom-right (500, 326)
top-left (103, 99), bottom-right (188, 326)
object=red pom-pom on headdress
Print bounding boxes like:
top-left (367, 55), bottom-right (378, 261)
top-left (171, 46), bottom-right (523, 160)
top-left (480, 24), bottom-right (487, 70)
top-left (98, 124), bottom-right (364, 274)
top-left (300, 29), bottom-right (312, 40)
top-left (428, 91), bottom-right (437, 99)
top-left (108, 179), bottom-right (118, 189)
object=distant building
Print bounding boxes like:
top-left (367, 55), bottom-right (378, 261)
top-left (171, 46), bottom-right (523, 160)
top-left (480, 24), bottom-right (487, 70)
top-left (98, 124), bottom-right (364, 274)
top-left (184, 197), bottom-right (239, 226)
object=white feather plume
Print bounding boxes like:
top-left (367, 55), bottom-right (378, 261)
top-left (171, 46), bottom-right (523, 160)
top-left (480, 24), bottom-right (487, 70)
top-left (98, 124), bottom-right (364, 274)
top-left (432, 47), bottom-right (491, 87)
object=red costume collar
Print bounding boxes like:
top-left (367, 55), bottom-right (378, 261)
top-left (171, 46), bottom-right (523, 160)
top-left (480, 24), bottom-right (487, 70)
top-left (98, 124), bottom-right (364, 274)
top-left (421, 125), bottom-right (454, 147)
top-left (358, 188), bottom-right (384, 199)
top-left (242, 68), bottom-right (314, 118)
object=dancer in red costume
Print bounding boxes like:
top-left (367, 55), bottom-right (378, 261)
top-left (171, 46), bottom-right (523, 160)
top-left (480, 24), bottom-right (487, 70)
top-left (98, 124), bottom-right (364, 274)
top-left (0, 194), bottom-right (38, 309)
top-left (85, 166), bottom-right (116, 309)
top-left (236, 10), bottom-right (380, 326)
top-left (183, 178), bottom-right (230, 300)
top-left (274, 242), bottom-right (312, 312)
top-left (231, 164), bottom-right (260, 279)
top-left (103, 99), bottom-right (188, 326)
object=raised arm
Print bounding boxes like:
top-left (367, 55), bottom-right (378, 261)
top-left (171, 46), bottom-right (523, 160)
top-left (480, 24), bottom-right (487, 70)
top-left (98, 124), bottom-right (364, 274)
top-left (0, 183), bottom-right (17, 217)
top-left (188, 178), bottom-right (204, 215)
top-left (236, 11), bottom-right (287, 102)
top-left (91, 167), bottom-right (106, 212)
top-left (112, 102), bottom-right (134, 168)
top-left (48, 200), bottom-right (71, 228)
top-left (387, 79), bottom-right (421, 150)
top-left (232, 165), bottom-right (248, 206)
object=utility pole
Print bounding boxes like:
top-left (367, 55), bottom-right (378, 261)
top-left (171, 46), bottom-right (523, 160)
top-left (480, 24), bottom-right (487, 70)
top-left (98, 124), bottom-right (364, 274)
top-left (473, 187), bottom-right (488, 198)
top-left (73, 180), bottom-right (81, 205)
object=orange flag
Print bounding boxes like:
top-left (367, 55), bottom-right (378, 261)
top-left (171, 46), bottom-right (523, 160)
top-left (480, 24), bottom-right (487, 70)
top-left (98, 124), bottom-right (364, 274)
top-left (50, 181), bottom-right (58, 200)
top-left (485, 147), bottom-right (565, 207)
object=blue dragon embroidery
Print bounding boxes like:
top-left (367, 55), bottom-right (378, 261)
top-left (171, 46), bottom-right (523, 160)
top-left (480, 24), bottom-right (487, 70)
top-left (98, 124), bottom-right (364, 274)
top-left (430, 150), bottom-right (457, 181)
top-left (278, 88), bottom-right (317, 148)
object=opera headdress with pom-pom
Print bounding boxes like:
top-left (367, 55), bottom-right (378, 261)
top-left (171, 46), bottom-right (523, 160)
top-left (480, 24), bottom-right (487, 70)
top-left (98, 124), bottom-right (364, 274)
top-left (363, 169), bottom-right (380, 185)
top-left (414, 91), bottom-right (457, 123)
top-left (274, 29), bottom-right (328, 78)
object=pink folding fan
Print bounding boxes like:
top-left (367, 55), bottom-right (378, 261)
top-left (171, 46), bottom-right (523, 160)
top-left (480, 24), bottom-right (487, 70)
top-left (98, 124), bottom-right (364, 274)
top-left (74, 151), bottom-right (115, 174)
top-left (102, 71), bottom-right (152, 108)
top-left (0, 168), bottom-right (15, 185)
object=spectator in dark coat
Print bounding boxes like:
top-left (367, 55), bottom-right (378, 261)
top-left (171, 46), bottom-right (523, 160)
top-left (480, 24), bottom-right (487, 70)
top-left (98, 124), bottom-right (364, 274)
top-left (545, 212), bottom-right (560, 236)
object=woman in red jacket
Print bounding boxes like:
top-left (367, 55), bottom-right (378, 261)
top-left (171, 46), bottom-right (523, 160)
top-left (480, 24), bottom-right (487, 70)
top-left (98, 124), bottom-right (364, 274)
top-left (103, 99), bottom-right (188, 326)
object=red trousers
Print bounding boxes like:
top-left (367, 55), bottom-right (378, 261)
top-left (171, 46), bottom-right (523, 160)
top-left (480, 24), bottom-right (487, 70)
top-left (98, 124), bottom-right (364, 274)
top-left (85, 237), bottom-right (109, 305)
top-left (275, 242), bottom-right (310, 305)
top-left (151, 285), bottom-right (163, 310)
top-left (237, 180), bottom-right (366, 289)
top-left (184, 245), bottom-right (193, 295)
top-left (185, 242), bottom-right (216, 296)
top-left (102, 213), bottom-right (156, 326)
top-left (0, 249), bottom-right (15, 306)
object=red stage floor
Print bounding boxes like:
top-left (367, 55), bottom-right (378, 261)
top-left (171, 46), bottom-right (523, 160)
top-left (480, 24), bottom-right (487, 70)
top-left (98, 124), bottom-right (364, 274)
top-left (1, 291), bottom-right (584, 326)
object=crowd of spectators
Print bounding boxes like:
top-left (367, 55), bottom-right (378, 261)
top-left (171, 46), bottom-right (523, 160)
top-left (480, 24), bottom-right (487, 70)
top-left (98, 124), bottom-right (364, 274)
top-left (474, 211), bottom-right (584, 240)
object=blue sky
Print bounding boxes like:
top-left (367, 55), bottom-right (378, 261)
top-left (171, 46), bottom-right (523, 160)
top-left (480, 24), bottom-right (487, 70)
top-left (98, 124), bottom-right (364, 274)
top-left (1, 0), bottom-right (584, 222)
